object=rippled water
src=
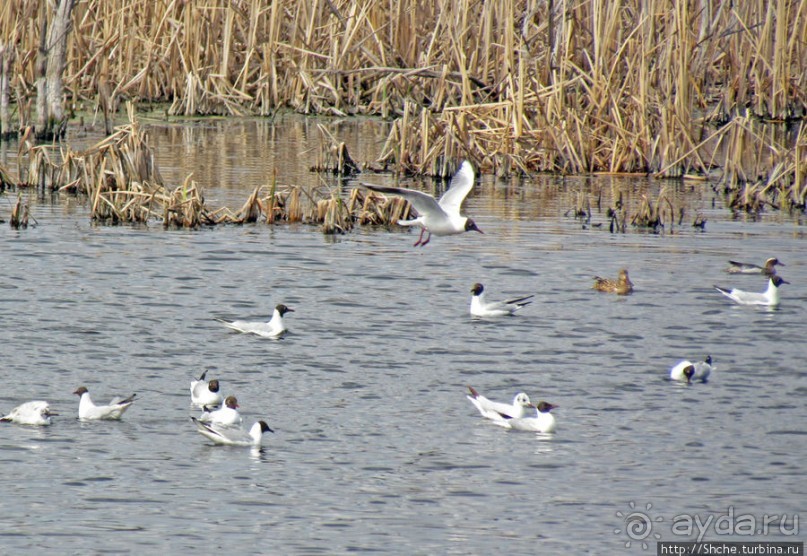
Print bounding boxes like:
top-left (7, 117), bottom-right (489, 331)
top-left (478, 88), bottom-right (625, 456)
top-left (1, 118), bottom-right (805, 553)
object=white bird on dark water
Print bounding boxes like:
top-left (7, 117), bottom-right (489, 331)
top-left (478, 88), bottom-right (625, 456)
top-left (74, 386), bottom-right (136, 421)
top-left (495, 401), bottom-right (558, 433)
top-left (217, 304), bottom-right (294, 338)
top-left (466, 386), bottom-right (534, 421)
top-left (360, 160), bottom-right (483, 246)
top-left (192, 417), bottom-right (273, 447)
top-left (714, 276), bottom-right (788, 306)
top-left (470, 283), bottom-right (534, 317)
top-left (670, 355), bottom-right (714, 383)
top-left (198, 395), bottom-right (242, 426)
top-left (190, 370), bottom-right (223, 408)
top-left (0, 401), bottom-right (57, 426)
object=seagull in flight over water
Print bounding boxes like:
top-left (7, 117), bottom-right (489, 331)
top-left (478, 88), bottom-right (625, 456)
top-left (360, 160), bottom-right (483, 246)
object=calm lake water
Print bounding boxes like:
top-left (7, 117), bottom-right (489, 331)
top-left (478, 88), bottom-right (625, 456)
top-left (0, 117), bottom-right (805, 554)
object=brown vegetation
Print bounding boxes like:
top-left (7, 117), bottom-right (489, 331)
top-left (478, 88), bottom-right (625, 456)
top-left (0, 0), bottom-right (805, 216)
top-left (3, 104), bottom-right (413, 230)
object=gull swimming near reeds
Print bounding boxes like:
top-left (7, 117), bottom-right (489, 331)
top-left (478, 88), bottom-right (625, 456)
top-left (190, 370), bottom-right (223, 408)
top-left (592, 268), bottom-right (634, 295)
top-left (494, 401), bottom-right (558, 433)
top-left (714, 276), bottom-right (788, 306)
top-left (670, 356), bottom-right (714, 383)
top-left (360, 160), bottom-right (483, 246)
top-left (0, 401), bottom-right (57, 426)
top-left (727, 257), bottom-right (783, 276)
top-left (198, 395), bottom-right (242, 426)
top-left (217, 304), bottom-right (294, 339)
top-left (191, 417), bottom-right (273, 447)
top-left (74, 386), bottom-right (136, 421)
top-left (470, 283), bottom-right (534, 317)
top-left (466, 386), bottom-right (533, 421)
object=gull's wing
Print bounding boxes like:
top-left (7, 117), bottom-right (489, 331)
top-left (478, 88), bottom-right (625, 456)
top-left (361, 184), bottom-right (445, 217)
top-left (504, 294), bottom-right (534, 306)
top-left (727, 260), bottom-right (761, 273)
top-left (193, 417), bottom-right (251, 445)
top-left (437, 161), bottom-right (475, 215)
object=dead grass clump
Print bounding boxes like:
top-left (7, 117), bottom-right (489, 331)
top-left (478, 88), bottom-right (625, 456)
top-left (313, 125), bottom-right (361, 175)
top-left (347, 187), bottom-right (413, 226)
top-left (163, 176), bottom-right (205, 228)
top-left (316, 193), bottom-right (353, 235)
top-left (9, 192), bottom-right (29, 229)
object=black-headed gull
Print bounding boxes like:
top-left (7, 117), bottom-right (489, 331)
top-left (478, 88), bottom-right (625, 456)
top-left (74, 386), bottom-right (136, 420)
top-left (191, 417), bottom-right (273, 447)
top-left (190, 370), bottom-right (223, 408)
top-left (360, 160), bottom-right (483, 246)
top-left (470, 283), bottom-right (534, 317)
top-left (714, 276), bottom-right (788, 306)
top-left (466, 386), bottom-right (533, 420)
top-left (670, 355), bottom-right (714, 383)
top-left (727, 257), bottom-right (783, 276)
top-left (592, 268), bottom-right (633, 295)
top-left (217, 304), bottom-right (294, 338)
top-left (198, 395), bottom-right (242, 426)
top-left (0, 401), bottom-right (57, 426)
top-left (496, 401), bottom-right (558, 433)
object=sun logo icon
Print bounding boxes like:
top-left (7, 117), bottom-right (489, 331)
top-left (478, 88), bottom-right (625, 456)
top-left (613, 501), bottom-right (663, 550)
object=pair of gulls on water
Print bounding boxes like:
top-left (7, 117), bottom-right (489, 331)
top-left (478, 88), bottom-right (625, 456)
top-left (190, 371), bottom-right (273, 447)
top-left (466, 386), bottom-right (558, 433)
top-left (715, 257), bottom-right (788, 307)
top-left (468, 354), bottom-right (715, 433)
top-left (0, 386), bottom-right (136, 426)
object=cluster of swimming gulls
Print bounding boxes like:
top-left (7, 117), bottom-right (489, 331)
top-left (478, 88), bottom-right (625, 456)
top-left (0, 311), bottom-right (296, 446)
top-left (0, 161), bottom-right (793, 443)
top-left (464, 256), bottom-right (788, 432)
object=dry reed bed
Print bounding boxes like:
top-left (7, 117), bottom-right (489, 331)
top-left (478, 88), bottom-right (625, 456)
top-left (5, 105), bottom-right (413, 230)
top-left (1, 1), bottom-right (805, 179)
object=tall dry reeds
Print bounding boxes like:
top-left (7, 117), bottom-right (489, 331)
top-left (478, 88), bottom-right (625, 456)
top-left (0, 0), bottom-right (805, 203)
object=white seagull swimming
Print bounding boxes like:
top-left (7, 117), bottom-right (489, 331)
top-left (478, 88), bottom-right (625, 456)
top-left (360, 160), bottom-right (483, 246)
top-left (198, 395), bottom-right (242, 426)
top-left (470, 283), bottom-right (534, 317)
top-left (217, 304), bottom-right (294, 339)
top-left (466, 386), bottom-right (533, 421)
top-left (74, 386), bottom-right (136, 421)
top-left (190, 370), bottom-right (223, 408)
top-left (0, 401), bottom-right (57, 426)
top-left (192, 417), bottom-right (273, 447)
top-left (495, 401), bottom-right (558, 433)
top-left (727, 257), bottom-right (783, 276)
top-left (670, 355), bottom-right (714, 383)
top-left (714, 276), bottom-right (788, 306)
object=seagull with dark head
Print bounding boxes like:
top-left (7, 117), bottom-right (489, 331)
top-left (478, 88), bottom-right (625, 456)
top-left (360, 160), bottom-right (483, 246)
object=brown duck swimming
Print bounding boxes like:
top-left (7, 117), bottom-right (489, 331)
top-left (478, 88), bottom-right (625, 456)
top-left (592, 268), bottom-right (633, 295)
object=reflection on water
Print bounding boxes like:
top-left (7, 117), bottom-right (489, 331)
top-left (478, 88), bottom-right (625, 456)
top-left (0, 116), bottom-right (804, 553)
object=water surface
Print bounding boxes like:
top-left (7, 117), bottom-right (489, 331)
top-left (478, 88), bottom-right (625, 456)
top-left (0, 118), bottom-right (804, 554)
